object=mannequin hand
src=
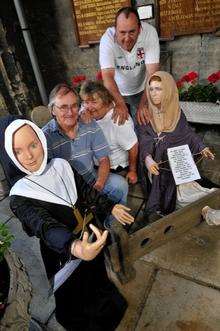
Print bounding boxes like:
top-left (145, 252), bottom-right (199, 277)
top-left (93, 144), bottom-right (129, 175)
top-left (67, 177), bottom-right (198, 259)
top-left (201, 147), bottom-right (215, 160)
top-left (149, 163), bottom-right (159, 175)
top-left (71, 224), bottom-right (108, 261)
top-left (112, 204), bottom-right (134, 225)
top-left (126, 170), bottom-right (138, 184)
top-left (136, 105), bottom-right (150, 125)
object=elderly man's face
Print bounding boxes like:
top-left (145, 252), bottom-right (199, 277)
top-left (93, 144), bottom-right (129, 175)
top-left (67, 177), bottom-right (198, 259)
top-left (52, 92), bottom-right (78, 130)
top-left (115, 13), bottom-right (140, 51)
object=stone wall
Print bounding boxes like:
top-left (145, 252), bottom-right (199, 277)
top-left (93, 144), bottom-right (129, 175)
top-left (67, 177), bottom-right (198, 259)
top-left (166, 34), bottom-right (220, 82)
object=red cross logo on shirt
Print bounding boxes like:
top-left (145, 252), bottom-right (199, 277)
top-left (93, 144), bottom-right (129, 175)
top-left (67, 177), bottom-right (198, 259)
top-left (137, 47), bottom-right (145, 59)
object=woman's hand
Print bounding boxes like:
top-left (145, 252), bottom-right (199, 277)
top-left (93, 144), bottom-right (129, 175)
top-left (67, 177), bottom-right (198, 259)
top-left (79, 109), bottom-right (93, 124)
top-left (149, 162), bottom-right (159, 175)
top-left (93, 179), bottom-right (105, 191)
top-left (126, 170), bottom-right (138, 184)
top-left (201, 147), bottom-right (215, 160)
top-left (71, 224), bottom-right (108, 261)
top-left (112, 204), bottom-right (134, 225)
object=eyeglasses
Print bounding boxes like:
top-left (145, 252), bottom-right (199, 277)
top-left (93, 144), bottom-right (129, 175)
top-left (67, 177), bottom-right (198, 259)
top-left (54, 103), bottom-right (78, 112)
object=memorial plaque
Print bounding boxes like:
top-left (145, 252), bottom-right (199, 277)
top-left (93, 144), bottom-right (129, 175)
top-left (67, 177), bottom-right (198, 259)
top-left (72, 0), bottom-right (131, 47)
top-left (159, 0), bottom-right (220, 39)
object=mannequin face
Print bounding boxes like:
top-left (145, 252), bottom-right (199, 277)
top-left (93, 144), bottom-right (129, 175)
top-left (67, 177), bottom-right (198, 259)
top-left (149, 81), bottom-right (163, 108)
top-left (13, 125), bottom-right (44, 172)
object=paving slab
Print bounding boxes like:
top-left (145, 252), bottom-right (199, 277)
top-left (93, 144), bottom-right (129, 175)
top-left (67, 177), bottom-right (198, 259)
top-left (136, 269), bottom-right (220, 331)
top-left (46, 314), bottom-right (65, 331)
top-left (142, 222), bottom-right (220, 289)
top-left (0, 196), bottom-right (13, 222)
top-left (114, 260), bottom-right (156, 331)
top-left (6, 215), bottom-right (55, 324)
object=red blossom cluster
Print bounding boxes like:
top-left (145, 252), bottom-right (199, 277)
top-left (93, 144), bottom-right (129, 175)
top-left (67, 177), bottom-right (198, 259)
top-left (72, 71), bottom-right (103, 89)
top-left (207, 71), bottom-right (220, 84)
top-left (176, 70), bottom-right (220, 89)
top-left (72, 74), bottom-right (86, 88)
top-left (177, 70), bottom-right (220, 102)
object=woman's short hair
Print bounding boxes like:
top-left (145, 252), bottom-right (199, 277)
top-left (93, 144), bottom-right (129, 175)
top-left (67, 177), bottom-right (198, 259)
top-left (80, 81), bottom-right (113, 105)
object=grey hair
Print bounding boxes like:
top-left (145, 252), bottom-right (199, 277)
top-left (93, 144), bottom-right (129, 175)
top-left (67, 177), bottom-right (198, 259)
top-left (48, 83), bottom-right (79, 111)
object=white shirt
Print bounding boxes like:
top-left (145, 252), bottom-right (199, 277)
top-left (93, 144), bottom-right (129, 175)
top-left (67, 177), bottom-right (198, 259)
top-left (99, 22), bottom-right (159, 96)
top-left (96, 109), bottom-right (138, 169)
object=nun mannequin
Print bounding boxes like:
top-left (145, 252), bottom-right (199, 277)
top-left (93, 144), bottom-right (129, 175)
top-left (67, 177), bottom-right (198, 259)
top-left (138, 71), bottom-right (214, 222)
top-left (5, 119), bottom-right (128, 330)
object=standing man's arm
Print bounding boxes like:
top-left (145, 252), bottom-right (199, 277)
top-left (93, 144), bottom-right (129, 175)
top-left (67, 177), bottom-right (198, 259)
top-left (136, 62), bottom-right (160, 125)
top-left (99, 28), bottom-right (129, 125)
top-left (93, 156), bottom-right (110, 191)
top-left (102, 68), bottom-right (129, 125)
top-left (126, 142), bottom-right (138, 184)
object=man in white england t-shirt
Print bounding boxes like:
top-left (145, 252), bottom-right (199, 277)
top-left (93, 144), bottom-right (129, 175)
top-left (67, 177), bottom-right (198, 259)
top-left (99, 7), bottom-right (160, 126)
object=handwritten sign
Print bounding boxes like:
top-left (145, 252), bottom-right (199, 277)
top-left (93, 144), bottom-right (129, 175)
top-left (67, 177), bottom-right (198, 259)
top-left (159, 0), bottom-right (220, 39)
top-left (72, 0), bottom-right (131, 47)
top-left (167, 144), bottom-right (201, 185)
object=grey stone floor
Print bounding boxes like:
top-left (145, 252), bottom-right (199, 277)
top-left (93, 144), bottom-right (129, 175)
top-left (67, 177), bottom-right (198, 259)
top-left (1, 184), bottom-right (220, 331)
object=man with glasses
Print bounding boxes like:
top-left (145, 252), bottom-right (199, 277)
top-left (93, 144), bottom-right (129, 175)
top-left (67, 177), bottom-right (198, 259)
top-left (43, 83), bottom-right (128, 205)
top-left (99, 6), bottom-right (160, 126)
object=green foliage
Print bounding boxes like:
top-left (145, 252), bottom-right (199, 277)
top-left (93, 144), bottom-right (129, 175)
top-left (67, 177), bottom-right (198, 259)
top-left (0, 223), bottom-right (14, 263)
top-left (179, 83), bottom-right (220, 103)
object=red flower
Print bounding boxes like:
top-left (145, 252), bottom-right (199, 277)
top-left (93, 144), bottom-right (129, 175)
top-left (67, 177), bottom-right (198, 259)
top-left (96, 70), bottom-right (103, 81)
top-left (72, 75), bottom-right (86, 87)
top-left (207, 72), bottom-right (220, 84)
top-left (188, 71), bottom-right (198, 81)
top-left (180, 71), bottom-right (198, 83)
top-left (181, 74), bottom-right (190, 82)
top-left (176, 80), bottom-right (183, 88)
top-left (187, 71), bottom-right (198, 82)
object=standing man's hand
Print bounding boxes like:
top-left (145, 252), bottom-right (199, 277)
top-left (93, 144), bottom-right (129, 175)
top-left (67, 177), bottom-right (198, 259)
top-left (136, 104), bottom-right (150, 125)
top-left (136, 63), bottom-right (160, 125)
top-left (101, 68), bottom-right (129, 125)
top-left (112, 103), bottom-right (129, 125)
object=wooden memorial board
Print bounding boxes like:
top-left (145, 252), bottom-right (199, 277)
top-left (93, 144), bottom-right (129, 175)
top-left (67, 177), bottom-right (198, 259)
top-left (72, 0), bottom-right (131, 47)
top-left (159, 0), bottom-right (220, 39)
